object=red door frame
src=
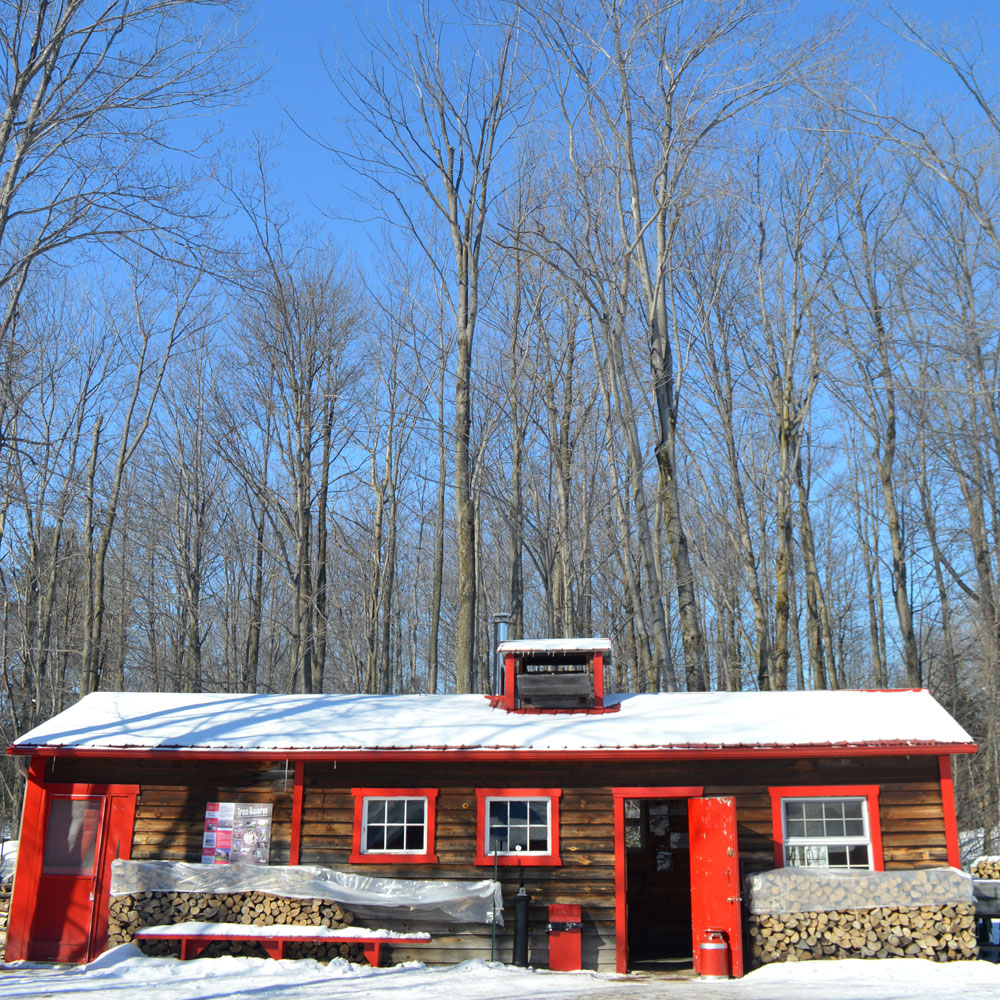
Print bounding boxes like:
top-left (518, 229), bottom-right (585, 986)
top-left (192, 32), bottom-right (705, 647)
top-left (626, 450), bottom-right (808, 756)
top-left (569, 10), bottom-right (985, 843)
top-left (6, 757), bottom-right (138, 962)
top-left (611, 786), bottom-right (704, 974)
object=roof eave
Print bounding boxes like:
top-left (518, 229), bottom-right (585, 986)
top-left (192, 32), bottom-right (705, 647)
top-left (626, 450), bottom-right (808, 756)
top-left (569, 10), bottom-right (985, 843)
top-left (8, 740), bottom-right (978, 762)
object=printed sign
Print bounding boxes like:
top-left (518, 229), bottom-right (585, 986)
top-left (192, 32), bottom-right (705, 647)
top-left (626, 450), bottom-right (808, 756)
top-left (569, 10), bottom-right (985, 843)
top-left (201, 801), bottom-right (272, 865)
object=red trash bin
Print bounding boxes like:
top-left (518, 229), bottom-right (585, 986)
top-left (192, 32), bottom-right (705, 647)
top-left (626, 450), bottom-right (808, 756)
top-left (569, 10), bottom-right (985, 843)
top-left (547, 903), bottom-right (582, 971)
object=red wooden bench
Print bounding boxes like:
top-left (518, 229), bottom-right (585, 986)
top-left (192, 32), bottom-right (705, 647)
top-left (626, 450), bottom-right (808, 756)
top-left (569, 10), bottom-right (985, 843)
top-left (134, 921), bottom-right (431, 966)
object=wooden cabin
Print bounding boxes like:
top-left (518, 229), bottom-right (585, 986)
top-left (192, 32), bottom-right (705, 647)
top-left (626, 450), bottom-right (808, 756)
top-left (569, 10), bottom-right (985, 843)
top-left (5, 638), bottom-right (977, 974)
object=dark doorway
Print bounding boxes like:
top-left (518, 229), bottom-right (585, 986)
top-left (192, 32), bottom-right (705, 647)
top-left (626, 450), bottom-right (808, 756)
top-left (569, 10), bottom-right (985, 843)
top-left (624, 797), bottom-right (693, 971)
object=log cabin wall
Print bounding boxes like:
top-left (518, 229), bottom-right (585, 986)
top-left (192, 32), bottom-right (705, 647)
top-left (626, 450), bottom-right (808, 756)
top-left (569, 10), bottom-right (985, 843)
top-left (45, 758), bottom-right (296, 865)
top-left (41, 752), bottom-right (950, 971)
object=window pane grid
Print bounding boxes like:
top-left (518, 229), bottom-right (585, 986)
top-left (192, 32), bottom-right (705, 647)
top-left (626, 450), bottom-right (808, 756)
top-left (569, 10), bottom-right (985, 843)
top-left (783, 797), bottom-right (872, 871)
top-left (363, 797), bottom-right (427, 854)
top-left (486, 798), bottom-right (550, 855)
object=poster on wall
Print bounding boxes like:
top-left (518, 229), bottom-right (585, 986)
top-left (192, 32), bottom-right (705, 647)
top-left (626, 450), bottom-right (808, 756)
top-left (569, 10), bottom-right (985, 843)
top-left (201, 802), bottom-right (272, 865)
top-left (231, 803), bottom-right (273, 864)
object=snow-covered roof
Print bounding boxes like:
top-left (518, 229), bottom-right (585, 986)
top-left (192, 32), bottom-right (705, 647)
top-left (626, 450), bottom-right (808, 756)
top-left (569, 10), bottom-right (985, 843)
top-left (497, 637), bottom-right (612, 654)
top-left (9, 689), bottom-right (975, 756)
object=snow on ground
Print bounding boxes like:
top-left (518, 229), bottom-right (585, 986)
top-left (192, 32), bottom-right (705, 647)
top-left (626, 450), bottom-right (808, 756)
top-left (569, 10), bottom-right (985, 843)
top-left (2, 949), bottom-right (1000, 1000)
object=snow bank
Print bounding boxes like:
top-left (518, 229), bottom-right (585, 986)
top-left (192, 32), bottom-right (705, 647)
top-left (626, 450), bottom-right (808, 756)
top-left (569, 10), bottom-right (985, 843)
top-left (3, 951), bottom-right (1000, 1000)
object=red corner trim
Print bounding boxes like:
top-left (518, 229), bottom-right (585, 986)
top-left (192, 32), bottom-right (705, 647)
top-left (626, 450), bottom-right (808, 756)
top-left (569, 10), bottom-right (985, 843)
top-left (474, 787), bottom-right (562, 867)
top-left (938, 756), bottom-right (961, 868)
top-left (593, 651), bottom-right (604, 710)
top-left (348, 788), bottom-right (439, 864)
top-left (768, 785), bottom-right (883, 871)
top-left (503, 653), bottom-right (517, 711)
top-left (289, 761), bottom-right (304, 865)
top-left (5, 758), bottom-right (47, 961)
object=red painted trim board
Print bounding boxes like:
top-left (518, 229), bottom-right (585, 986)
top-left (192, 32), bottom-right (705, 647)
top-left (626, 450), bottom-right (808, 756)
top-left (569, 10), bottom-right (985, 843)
top-left (592, 652), bottom-right (604, 710)
top-left (938, 756), bottom-right (962, 868)
top-left (9, 742), bottom-right (976, 763)
top-left (289, 761), bottom-right (304, 865)
top-left (5, 758), bottom-right (47, 961)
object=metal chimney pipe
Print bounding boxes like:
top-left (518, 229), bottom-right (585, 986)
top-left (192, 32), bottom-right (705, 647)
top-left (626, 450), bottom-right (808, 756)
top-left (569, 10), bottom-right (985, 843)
top-left (491, 613), bottom-right (510, 696)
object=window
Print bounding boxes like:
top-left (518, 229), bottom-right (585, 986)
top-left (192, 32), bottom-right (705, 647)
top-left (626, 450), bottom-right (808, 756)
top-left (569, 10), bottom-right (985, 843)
top-left (769, 785), bottom-right (883, 872)
top-left (475, 788), bottom-right (561, 866)
top-left (43, 796), bottom-right (103, 875)
top-left (350, 788), bottom-right (438, 864)
top-left (783, 799), bottom-right (870, 869)
top-left (624, 800), bottom-right (648, 852)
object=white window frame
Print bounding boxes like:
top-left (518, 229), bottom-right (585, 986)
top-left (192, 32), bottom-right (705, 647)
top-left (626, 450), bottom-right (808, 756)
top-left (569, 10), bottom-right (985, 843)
top-left (360, 795), bottom-right (429, 856)
top-left (781, 796), bottom-right (874, 870)
top-left (484, 795), bottom-right (552, 857)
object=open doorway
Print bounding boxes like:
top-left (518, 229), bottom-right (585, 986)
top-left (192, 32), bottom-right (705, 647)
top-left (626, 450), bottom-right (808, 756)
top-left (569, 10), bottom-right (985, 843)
top-left (614, 789), bottom-right (743, 977)
top-left (624, 797), bottom-right (693, 971)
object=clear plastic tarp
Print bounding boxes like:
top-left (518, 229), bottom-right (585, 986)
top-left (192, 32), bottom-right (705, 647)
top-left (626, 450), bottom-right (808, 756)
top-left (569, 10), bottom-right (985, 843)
top-left (0, 840), bottom-right (17, 882)
top-left (745, 866), bottom-right (974, 915)
top-left (111, 860), bottom-right (502, 925)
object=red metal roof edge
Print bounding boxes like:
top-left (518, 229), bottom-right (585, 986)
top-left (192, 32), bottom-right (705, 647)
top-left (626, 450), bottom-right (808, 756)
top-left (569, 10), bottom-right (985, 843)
top-left (8, 739), bottom-right (978, 761)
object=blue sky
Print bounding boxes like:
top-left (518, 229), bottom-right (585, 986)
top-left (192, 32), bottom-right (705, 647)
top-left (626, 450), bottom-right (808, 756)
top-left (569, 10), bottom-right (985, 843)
top-left (219, 0), bottom-right (998, 255)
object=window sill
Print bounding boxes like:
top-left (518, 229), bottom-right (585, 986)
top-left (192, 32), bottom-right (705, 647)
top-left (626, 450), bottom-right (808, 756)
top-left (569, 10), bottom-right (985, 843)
top-left (349, 852), bottom-right (439, 865)
top-left (474, 852), bottom-right (561, 867)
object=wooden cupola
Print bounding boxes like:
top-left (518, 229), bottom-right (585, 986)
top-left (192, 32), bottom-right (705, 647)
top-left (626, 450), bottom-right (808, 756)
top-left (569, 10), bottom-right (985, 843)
top-left (495, 637), bottom-right (612, 712)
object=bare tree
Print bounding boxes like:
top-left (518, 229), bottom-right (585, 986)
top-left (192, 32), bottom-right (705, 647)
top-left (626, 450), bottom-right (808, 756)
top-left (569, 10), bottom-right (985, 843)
top-left (0, 0), bottom-right (252, 377)
top-left (336, 3), bottom-right (525, 692)
top-left (526, 0), bottom-right (837, 689)
top-left (80, 261), bottom-right (210, 693)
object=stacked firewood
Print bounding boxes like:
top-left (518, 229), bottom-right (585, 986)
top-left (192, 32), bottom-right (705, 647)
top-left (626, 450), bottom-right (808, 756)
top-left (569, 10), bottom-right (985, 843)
top-left (972, 857), bottom-right (1000, 880)
top-left (745, 867), bottom-right (979, 967)
top-left (748, 904), bottom-right (977, 965)
top-left (108, 892), bottom-right (364, 962)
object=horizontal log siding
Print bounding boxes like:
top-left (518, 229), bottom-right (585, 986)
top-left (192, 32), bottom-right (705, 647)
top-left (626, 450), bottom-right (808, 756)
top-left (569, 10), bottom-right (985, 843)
top-left (39, 751), bottom-right (951, 969)
top-left (300, 772), bottom-right (616, 968)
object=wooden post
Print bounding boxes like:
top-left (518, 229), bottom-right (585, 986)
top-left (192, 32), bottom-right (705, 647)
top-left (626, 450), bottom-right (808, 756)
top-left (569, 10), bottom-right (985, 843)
top-left (290, 761), bottom-right (305, 865)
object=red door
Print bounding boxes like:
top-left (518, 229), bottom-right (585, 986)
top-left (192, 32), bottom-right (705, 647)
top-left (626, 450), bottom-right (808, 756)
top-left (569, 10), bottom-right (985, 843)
top-left (689, 796), bottom-right (743, 977)
top-left (30, 795), bottom-right (105, 962)
top-left (25, 789), bottom-right (135, 962)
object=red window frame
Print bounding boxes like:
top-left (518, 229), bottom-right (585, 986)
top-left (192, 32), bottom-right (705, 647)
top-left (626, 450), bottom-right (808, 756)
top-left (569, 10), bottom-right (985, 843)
top-left (349, 788), bottom-right (439, 864)
top-left (768, 784), bottom-right (883, 871)
top-left (475, 787), bottom-right (562, 867)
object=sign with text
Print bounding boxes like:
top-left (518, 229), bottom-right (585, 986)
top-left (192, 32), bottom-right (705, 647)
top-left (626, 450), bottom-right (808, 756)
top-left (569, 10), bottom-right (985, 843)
top-left (202, 802), bottom-right (272, 865)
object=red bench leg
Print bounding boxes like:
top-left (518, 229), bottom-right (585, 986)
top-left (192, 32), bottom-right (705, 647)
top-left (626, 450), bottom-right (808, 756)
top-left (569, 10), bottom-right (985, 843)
top-left (362, 941), bottom-right (384, 967)
top-left (180, 939), bottom-right (211, 960)
top-left (261, 940), bottom-right (285, 960)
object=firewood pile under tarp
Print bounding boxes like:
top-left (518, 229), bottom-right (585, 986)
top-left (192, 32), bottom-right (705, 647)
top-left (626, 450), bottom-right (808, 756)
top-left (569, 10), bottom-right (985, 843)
top-left (108, 859), bottom-right (501, 962)
top-left (745, 867), bottom-right (977, 967)
top-left (972, 857), bottom-right (1000, 880)
top-left (109, 891), bottom-right (363, 960)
